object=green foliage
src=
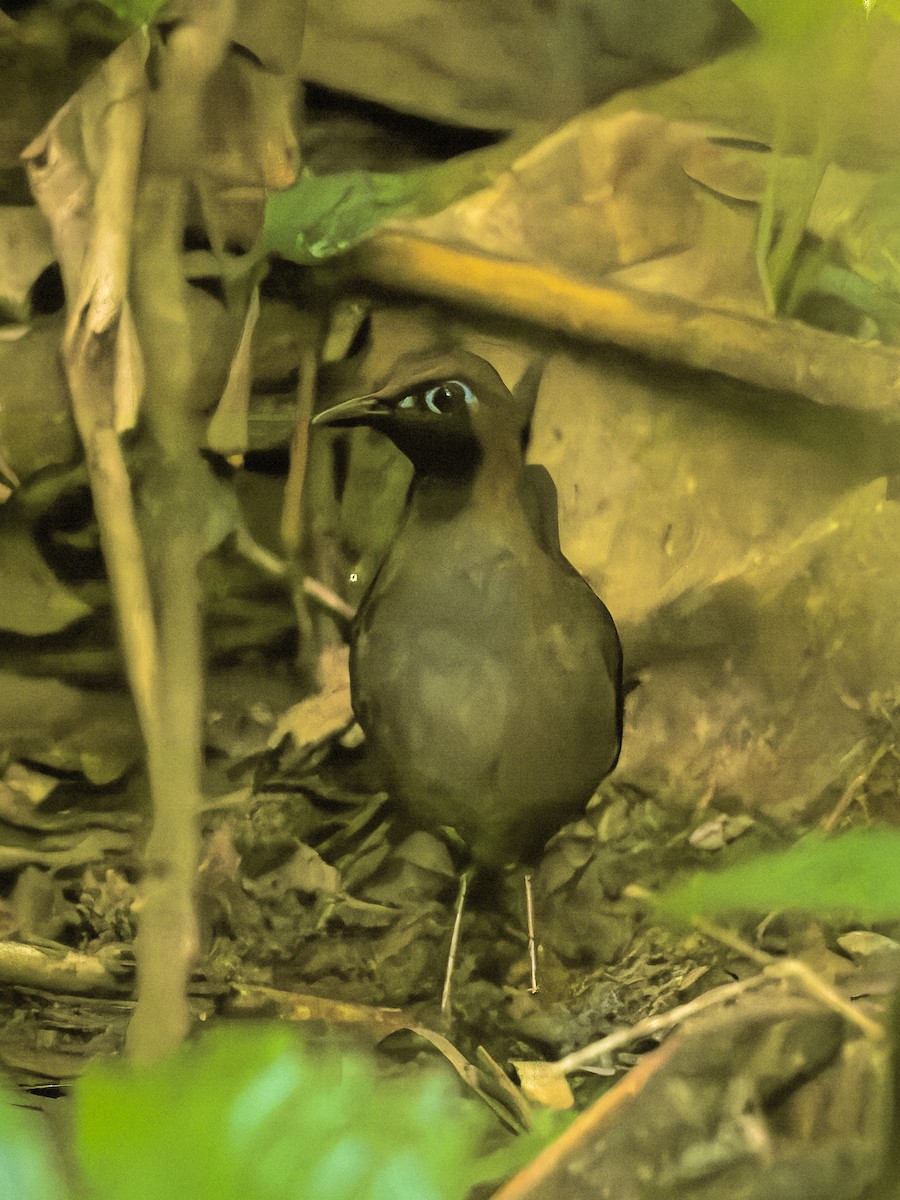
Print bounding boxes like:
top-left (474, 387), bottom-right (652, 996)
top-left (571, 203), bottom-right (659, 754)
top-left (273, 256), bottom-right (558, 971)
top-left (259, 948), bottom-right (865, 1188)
top-left (264, 169), bottom-right (431, 263)
top-left (0, 1086), bottom-right (67, 1200)
top-left (263, 134), bottom-right (528, 265)
top-left (728, 0), bottom-right (900, 45)
top-left (50, 0), bottom-right (165, 26)
top-left (82, 0), bottom-right (165, 26)
top-left (729, 0), bottom-right (860, 44)
top-left (68, 1024), bottom-right (551, 1200)
top-left (655, 827), bottom-right (900, 923)
top-left (722, 0), bottom-right (891, 314)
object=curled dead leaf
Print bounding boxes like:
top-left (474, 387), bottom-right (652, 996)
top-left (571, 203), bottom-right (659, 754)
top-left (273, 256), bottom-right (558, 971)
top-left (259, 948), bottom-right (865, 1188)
top-left (510, 1059), bottom-right (576, 1110)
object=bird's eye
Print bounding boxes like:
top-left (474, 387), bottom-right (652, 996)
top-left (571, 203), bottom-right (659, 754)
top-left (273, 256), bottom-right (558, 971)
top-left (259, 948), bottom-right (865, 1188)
top-left (423, 380), bottom-right (478, 414)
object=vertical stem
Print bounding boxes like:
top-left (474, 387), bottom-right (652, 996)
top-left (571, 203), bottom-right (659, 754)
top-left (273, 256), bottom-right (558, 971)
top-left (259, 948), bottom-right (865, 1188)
top-left (125, 173), bottom-right (204, 1063)
top-left (280, 317), bottom-right (319, 558)
top-left (280, 312), bottom-right (325, 683)
top-left (77, 423), bottom-right (161, 747)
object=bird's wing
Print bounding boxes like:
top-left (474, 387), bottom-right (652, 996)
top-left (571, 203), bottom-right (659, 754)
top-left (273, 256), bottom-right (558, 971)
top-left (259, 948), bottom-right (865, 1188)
top-left (518, 464), bottom-right (566, 562)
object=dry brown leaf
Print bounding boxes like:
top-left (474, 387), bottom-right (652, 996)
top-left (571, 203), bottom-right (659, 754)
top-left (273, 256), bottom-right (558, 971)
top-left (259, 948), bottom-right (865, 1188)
top-left (244, 843), bottom-right (341, 898)
top-left (511, 1059), bottom-right (577, 1110)
top-left (23, 35), bottom-right (148, 434)
top-left (412, 1025), bottom-right (530, 1133)
top-left (393, 830), bottom-right (456, 877)
top-left (0, 207), bottom-right (55, 323)
top-left (3, 762), bottom-right (58, 806)
top-left (299, 0), bottom-right (741, 131)
top-left (207, 285), bottom-right (261, 456)
top-left (269, 644), bottom-right (354, 749)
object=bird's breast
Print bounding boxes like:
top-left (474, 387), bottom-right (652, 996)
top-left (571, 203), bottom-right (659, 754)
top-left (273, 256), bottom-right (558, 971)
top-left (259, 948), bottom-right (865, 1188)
top-left (349, 508), bottom-right (620, 866)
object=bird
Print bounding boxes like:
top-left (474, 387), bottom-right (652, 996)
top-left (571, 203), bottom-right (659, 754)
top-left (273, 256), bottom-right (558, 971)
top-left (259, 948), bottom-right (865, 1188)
top-left (312, 347), bottom-right (622, 1005)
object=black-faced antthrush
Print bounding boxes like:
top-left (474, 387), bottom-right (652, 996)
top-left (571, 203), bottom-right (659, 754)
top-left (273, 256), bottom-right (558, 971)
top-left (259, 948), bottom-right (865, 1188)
top-left (313, 349), bottom-right (622, 1009)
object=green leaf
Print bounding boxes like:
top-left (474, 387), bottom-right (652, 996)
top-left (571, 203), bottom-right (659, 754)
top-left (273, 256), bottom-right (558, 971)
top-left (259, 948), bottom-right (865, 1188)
top-left (264, 169), bottom-right (429, 263)
top-left (80, 0), bottom-right (166, 26)
top-left (263, 133), bottom-right (531, 265)
top-left (75, 1024), bottom-right (552, 1200)
top-left (729, 0), bottom-right (861, 44)
top-left (655, 827), bottom-right (900, 923)
top-left (0, 1087), bottom-right (69, 1200)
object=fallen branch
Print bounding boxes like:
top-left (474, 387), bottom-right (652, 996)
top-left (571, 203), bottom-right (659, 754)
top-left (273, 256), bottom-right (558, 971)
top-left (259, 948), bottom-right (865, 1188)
top-left (0, 940), bottom-right (132, 995)
top-left (346, 234), bottom-right (900, 414)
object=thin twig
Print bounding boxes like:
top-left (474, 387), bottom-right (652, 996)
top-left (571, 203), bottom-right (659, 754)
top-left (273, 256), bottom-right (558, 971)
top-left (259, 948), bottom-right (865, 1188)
top-left (692, 915), bottom-right (774, 968)
top-left (302, 576), bottom-right (356, 622)
top-left (548, 973), bottom-right (769, 1078)
top-left (820, 743), bottom-right (888, 832)
top-left (695, 915), bottom-right (885, 1041)
top-left (766, 958), bottom-right (885, 1040)
top-left (231, 530), bottom-right (356, 622)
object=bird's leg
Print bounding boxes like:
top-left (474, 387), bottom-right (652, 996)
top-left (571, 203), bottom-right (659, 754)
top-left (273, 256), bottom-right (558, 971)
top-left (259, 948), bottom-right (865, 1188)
top-left (440, 870), bottom-right (470, 1017)
top-left (525, 872), bottom-right (539, 995)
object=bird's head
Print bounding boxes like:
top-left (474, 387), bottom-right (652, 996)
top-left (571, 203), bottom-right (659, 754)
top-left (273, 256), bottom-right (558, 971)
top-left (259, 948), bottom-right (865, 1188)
top-left (312, 349), bottom-right (542, 477)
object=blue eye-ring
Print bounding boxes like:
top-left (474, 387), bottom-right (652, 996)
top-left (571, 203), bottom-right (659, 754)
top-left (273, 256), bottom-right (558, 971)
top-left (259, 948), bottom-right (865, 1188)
top-left (423, 380), bottom-right (478, 414)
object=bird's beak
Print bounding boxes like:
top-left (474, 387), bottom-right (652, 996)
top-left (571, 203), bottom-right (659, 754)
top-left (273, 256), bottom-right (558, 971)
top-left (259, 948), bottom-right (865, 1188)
top-left (312, 394), bottom-right (391, 428)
